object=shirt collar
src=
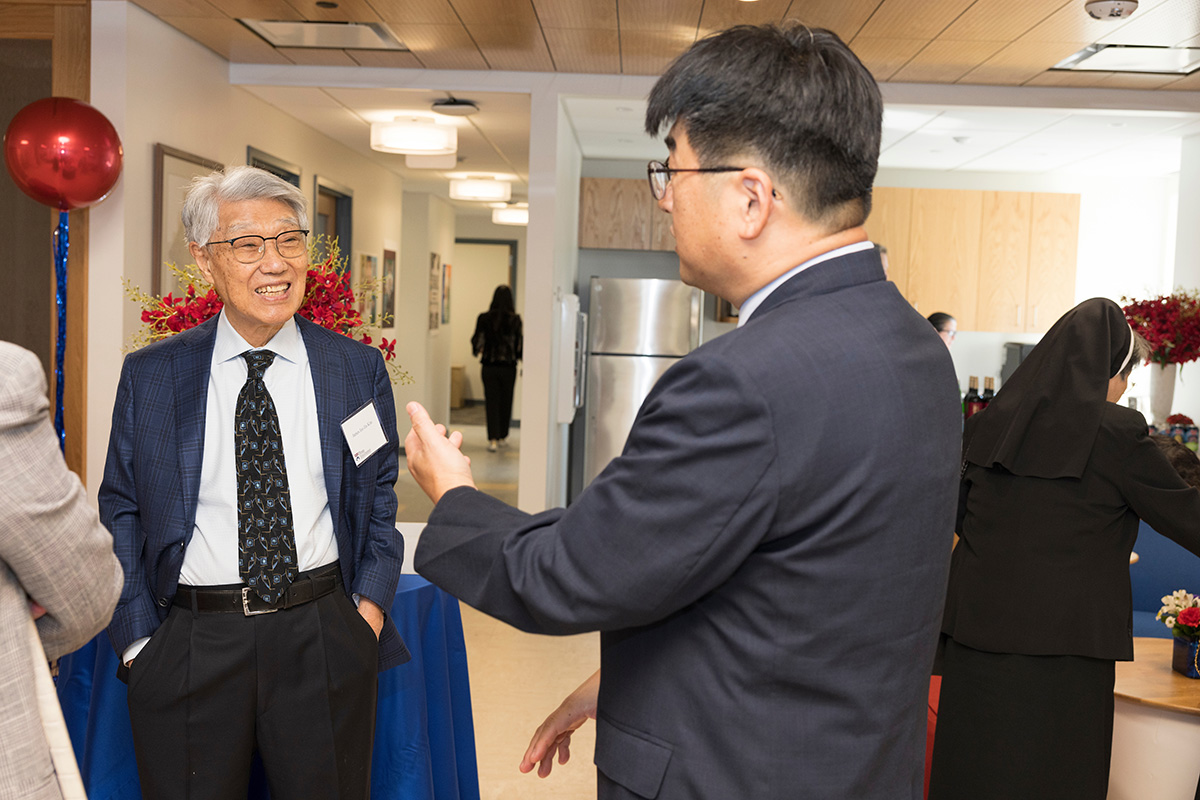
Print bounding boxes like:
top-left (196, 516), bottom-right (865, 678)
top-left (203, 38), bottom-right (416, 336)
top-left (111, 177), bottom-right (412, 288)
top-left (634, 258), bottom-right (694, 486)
top-left (736, 240), bottom-right (876, 327)
top-left (213, 310), bottom-right (302, 365)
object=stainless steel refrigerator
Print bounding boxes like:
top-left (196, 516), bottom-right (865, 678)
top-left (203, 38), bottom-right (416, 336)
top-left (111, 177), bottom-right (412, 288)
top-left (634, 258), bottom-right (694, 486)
top-left (582, 277), bottom-right (701, 487)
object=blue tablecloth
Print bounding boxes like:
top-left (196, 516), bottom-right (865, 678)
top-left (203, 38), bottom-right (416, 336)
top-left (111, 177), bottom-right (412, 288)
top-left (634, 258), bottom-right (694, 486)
top-left (56, 574), bottom-right (480, 800)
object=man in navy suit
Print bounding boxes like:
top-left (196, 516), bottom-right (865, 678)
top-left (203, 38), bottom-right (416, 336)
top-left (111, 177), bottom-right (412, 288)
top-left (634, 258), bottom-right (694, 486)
top-left (405, 24), bottom-right (961, 800)
top-left (99, 166), bottom-right (405, 800)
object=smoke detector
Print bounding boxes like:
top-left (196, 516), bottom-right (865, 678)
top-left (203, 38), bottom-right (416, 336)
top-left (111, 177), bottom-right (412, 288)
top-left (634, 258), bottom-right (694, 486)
top-left (431, 99), bottom-right (479, 116)
top-left (1085, 0), bottom-right (1138, 20)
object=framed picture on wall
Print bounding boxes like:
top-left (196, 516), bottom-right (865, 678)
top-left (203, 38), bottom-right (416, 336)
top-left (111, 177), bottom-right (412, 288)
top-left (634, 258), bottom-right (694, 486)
top-left (152, 144), bottom-right (223, 295)
top-left (429, 252), bottom-right (441, 331)
top-left (441, 263), bottom-right (451, 324)
top-left (247, 146), bottom-right (301, 187)
top-left (381, 249), bottom-right (396, 326)
top-left (358, 253), bottom-right (378, 324)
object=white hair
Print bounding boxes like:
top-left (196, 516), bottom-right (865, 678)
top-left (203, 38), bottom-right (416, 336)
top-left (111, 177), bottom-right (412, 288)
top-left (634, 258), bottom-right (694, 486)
top-left (181, 165), bottom-right (308, 246)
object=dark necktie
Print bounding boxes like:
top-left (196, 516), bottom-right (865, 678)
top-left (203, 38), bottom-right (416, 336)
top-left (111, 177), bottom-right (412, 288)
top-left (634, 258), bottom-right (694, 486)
top-left (236, 350), bottom-right (297, 604)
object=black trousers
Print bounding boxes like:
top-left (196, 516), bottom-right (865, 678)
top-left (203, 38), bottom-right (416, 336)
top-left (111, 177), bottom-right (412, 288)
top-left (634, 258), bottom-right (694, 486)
top-left (480, 362), bottom-right (517, 441)
top-left (127, 585), bottom-right (379, 800)
top-left (929, 637), bottom-right (1115, 800)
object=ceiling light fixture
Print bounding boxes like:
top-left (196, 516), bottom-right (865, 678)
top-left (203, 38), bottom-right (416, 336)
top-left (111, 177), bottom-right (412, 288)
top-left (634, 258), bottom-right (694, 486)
top-left (449, 178), bottom-right (512, 202)
top-left (240, 19), bottom-right (405, 50)
top-left (492, 204), bottom-right (529, 226)
top-left (370, 116), bottom-right (457, 155)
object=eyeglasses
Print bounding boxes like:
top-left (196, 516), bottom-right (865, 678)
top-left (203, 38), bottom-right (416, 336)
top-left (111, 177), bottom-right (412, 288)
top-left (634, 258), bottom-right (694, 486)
top-left (206, 229), bottom-right (309, 265)
top-left (647, 160), bottom-right (744, 200)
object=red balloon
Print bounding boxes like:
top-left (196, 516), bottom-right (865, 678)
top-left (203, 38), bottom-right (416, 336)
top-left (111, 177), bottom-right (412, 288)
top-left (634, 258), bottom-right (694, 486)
top-left (3, 97), bottom-right (123, 211)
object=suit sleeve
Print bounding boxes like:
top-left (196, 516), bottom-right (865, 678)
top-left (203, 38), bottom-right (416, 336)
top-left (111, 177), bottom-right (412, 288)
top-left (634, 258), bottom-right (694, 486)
top-left (1100, 409), bottom-right (1200, 554)
top-left (98, 358), bottom-right (163, 655)
top-left (416, 353), bottom-right (778, 634)
top-left (348, 354), bottom-right (402, 611)
top-left (0, 348), bottom-right (123, 660)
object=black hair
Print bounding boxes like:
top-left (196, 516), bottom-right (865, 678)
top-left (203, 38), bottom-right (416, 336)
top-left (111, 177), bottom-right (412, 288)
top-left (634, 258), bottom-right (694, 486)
top-left (645, 23), bottom-right (882, 231)
top-left (927, 312), bottom-right (955, 333)
top-left (489, 285), bottom-right (515, 314)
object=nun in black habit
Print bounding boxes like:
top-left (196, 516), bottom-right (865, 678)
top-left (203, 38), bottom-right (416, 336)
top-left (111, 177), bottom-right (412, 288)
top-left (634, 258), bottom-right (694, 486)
top-left (929, 297), bottom-right (1200, 800)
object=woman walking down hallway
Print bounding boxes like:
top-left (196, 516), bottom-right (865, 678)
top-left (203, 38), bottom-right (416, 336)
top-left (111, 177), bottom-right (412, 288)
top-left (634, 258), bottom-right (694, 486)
top-left (472, 285), bottom-right (522, 452)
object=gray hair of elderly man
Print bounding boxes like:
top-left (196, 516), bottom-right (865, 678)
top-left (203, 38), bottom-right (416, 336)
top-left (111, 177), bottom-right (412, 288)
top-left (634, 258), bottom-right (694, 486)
top-left (181, 164), bottom-right (309, 248)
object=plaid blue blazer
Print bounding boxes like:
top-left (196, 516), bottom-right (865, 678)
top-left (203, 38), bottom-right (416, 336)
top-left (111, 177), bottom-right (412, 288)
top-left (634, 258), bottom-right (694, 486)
top-left (99, 315), bottom-right (409, 671)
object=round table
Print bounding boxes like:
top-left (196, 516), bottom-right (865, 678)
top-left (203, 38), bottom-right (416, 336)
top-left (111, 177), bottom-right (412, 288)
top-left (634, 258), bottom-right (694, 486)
top-left (1110, 637), bottom-right (1200, 799)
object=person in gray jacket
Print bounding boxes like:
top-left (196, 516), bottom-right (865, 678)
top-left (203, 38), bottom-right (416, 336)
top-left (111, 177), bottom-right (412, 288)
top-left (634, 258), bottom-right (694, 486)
top-left (0, 342), bottom-right (123, 799)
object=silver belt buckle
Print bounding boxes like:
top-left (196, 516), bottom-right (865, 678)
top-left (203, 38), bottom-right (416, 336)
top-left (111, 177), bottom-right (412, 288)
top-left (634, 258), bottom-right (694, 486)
top-left (241, 587), bottom-right (279, 616)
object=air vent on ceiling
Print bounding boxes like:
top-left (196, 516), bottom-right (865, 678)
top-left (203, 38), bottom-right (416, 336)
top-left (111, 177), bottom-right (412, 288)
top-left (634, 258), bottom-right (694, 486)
top-left (240, 19), bottom-right (407, 51)
top-left (1053, 44), bottom-right (1200, 74)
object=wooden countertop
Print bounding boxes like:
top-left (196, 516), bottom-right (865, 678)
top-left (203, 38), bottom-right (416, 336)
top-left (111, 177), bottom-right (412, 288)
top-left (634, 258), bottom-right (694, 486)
top-left (1114, 637), bottom-right (1200, 717)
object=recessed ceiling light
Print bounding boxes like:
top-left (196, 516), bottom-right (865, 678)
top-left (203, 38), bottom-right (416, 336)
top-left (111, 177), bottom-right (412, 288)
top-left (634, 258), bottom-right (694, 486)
top-left (240, 19), bottom-right (406, 50)
top-left (1054, 44), bottom-right (1200, 74)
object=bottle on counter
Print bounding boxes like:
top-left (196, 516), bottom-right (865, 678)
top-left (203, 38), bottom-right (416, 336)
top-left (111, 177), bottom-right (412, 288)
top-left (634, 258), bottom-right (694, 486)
top-left (980, 377), bottom-right (995, 408)
top-left (964, 376), bottom-right (984, 420)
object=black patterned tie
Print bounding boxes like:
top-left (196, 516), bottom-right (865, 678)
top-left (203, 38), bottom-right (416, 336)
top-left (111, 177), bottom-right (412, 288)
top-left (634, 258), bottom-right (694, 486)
top-left (236, 350), bottom-right (297, 604)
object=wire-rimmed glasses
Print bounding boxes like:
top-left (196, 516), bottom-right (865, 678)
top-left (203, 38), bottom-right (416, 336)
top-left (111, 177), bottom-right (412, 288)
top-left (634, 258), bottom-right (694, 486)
top-left (206, 229), bottom-right (309, 264)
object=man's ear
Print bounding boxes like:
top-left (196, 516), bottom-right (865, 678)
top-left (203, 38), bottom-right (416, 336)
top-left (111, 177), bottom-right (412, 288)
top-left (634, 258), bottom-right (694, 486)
top-left (736, 168), bottom-right (775, 241)
top-left (189, 241), bottom-right (214, 284)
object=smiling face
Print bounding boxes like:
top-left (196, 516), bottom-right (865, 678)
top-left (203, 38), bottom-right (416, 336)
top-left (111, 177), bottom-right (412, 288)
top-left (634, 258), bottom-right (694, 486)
top-left (191, 197), bottom-right (307, 347)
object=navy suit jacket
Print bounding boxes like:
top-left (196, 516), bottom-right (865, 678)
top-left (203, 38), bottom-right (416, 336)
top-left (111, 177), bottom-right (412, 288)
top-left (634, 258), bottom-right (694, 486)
top-left (100, 315), bottom-right (409, 671)
top-left (417, 249), bottom-right (961, 799)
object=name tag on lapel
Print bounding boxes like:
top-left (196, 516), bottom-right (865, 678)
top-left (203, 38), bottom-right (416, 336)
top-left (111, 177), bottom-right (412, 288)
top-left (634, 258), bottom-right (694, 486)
top-left (341, 400), bottom-right (387, 466)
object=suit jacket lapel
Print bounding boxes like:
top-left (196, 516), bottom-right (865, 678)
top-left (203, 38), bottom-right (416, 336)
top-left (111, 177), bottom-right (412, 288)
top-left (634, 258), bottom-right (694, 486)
top-left (175, 319), bottom-right (218, 531)
top-left (299, 318), bottom-right (344, 527)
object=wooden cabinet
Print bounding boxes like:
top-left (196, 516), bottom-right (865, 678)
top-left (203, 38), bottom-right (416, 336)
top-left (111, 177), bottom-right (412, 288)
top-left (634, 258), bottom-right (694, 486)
top-left (579, 178), bottom-right (1081, 334)
top-left (578, 178), bottom-right (673, 251)
top-left (871, 186), bottom-right (1079, 333)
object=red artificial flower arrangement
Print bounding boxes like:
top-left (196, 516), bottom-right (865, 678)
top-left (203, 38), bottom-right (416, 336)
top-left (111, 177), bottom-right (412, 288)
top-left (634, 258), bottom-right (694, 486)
top-left (1166, 414), bottom-right (1195, 426)
top-left (125, 236), bottom-right (410, 384)
top-left (1122, 291), bottom-right (1200, 366)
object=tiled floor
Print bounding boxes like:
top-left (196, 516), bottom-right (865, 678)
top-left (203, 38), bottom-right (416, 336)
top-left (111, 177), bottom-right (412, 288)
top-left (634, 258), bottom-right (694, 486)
top-left (395, 407), bottom-right (600, 800)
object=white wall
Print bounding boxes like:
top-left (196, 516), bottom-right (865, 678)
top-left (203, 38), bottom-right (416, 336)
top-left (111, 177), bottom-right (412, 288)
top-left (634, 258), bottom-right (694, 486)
top-left (1168, 135), bottom-right (1200, 423)
top-left (87, 1), bottom-right (405, 493)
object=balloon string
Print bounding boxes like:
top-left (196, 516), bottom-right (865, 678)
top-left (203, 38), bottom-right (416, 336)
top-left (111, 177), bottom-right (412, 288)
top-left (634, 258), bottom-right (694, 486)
top-left (53, 210), bottom-right (68, 453)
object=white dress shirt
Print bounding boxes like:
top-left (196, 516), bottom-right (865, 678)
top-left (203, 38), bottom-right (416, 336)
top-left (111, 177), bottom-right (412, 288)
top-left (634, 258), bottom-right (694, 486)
top-left (737, 240), bottom-right (876, 327)
top-left (124, 312), bottom-right (337, 664)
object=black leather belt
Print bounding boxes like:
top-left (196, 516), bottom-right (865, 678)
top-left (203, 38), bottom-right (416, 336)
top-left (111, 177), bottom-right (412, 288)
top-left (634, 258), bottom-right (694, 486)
top-left (173, 563), bottom-right (343, 616)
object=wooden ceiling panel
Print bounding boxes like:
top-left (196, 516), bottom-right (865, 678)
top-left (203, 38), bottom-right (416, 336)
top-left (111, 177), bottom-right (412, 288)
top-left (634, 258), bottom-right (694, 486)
top-left (277, 46), bottom-right (357, 65)
top-left (1019, 1), bottom-right (1153, 44)
top-left (855, 0), bottom-right (975, 41)
top-left (0, 4), bottom-right (56, 37)
top-left (1024, 69), bottom-right (1115, 87)
top-left (618, 0), bottom-right (702, 31)
top-left (1160, 71), bottom-right (1200, 90)
top-left (1099, 71), bottom-right (1189, 89)
top-left (938, 0), bottom-right (1071, 42)
top-left (364, 0), bottom-right (460, 24)
top-left (891, 39), bottom-right (1006, 83)
top-left (620, 28), bottom-right (694, 75)
top-left (283, 0), bottom-right (381, 23)
top-left (450, 0), bottom-right (539, 26)
top-left (346, 48), bottom-right (425, 68)
top-left (543, 28), bottom-right (620, 74)
top-left (130, 0), bottom-right (225, 18)
top-left (779, 0), bottom-right (882, 42)
top-left (161, 15), bottom-right (292, 62)
top-left (698, 0), bottom-right (794, 30)
top-left (466, 24), bottom-right (555, 71)
top-left (958, 40), bottom-right (1081, 85)
top-left (204, 0), bottom-right (301, 20)
top-left (847, 37), bottom-right (927, 81)
top-left (533, 0), bottom-right (618, 29)
top-left (385, 23), bottom-right (487, 70)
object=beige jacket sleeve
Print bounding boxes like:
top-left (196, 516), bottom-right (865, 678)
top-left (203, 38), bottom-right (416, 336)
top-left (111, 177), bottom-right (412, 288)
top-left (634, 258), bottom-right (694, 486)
top-left (0, 342), bottom-right (123, 660)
